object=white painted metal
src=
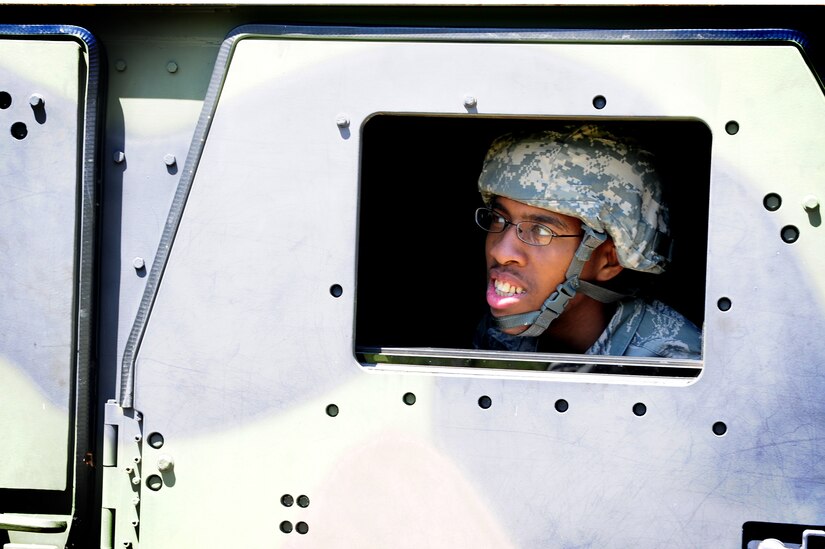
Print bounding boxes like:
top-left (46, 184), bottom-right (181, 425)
top-left (122, 30), bottom-right (825, 547)
top-left (0, 39), bottom-right (83, 491)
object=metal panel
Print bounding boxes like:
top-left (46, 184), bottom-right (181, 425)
top-left (0, 38), bottom-right (84, 491)
top-left (124, 28), bottom-right (825, 547)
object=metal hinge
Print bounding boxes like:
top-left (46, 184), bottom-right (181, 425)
top-left (101, 401), bottom-right (143, 549)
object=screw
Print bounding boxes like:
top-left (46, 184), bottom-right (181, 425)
top-left (463, 95), bottom-right (477, 108)
top-left (29, 94), bottom-right (44, 107)
top-left (132, 257), bottom-right (145, 270)
top-left (157, 454), bottom-right (175, 472)
top-left (166, 61), bottom-right (178, 74)
top-left (134, 434), bottom-right (142, 442)
top-left (131, 519), bottom-right (140, 527)
top-left (113, 151), bottom-right (126, 164)
top-left (124, 466), bottom-right (133, 474)
top-left (122, 541), bottom-right (131, 548)
top-left (133, 456), bottom-right (141, 464)
top-left (164, 154), bottom-right (176, 166)
top-left (803, 195), bottom-right (819, 211)
top-left (335, 114), bottom-right (350, 128)
top-left (115, 59), bottom-right (127, 72)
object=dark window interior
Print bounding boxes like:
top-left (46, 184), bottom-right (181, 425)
top-left (356, 115), bottom-right (711, 355)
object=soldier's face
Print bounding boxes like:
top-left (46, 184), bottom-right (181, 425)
top-left (485, 197), bottom-right (587, 335)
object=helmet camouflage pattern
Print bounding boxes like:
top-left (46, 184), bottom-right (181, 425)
top-left (478, 124), bottom-right (671, 274)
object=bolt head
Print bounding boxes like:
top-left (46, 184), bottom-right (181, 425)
top-left (757, 539), bottom-right (787, 549)
top-left (157, 454), bottom-right (175, 472)
top-left (115, 59), bottom-right (127, 72)
top-left (463, 95), bottom-right (478, 108)
top-left (164, 154), bottom-right (177, 166)
top-left (113, 151), bottom-right (126, 164)
top-left (166, 61), bottom-right (178, 73)
top-left (29, 94), bottom-right (44, 107)
top-left (132, 257), bottom-right (145, 270)
top-left (336, 115), bottom-right (350, 128)
top-left (803, 194), bottom-right (819, 211)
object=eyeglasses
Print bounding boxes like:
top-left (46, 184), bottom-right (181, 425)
top-left (474, 207), bottom-right (583, 246)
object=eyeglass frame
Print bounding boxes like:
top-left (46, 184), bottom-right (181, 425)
top-left (474, 207), bottom-right (584, 247)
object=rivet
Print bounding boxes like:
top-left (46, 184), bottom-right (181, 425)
top-left (166, 61), bottom-right (178, 74)
top-left (756, 539), bottom-right (787, 549)
top-left (133, 456), bottom-right (141, 464)
top-left (463, 95), bottom-right (477, 108)
top-left (113, 151), bottom-right (126, 164)
top-left (336, 114), bottom-right (350, 128)
top-left (29, 94), bottom-right (44, 107)
top-left (134, 434), bottom-right (142, 442)
top-left (803, 195), bottom-right (819, 211)
top-left (115, 59), bottom-right (127, 72)
top-left (157, 454), bottom-right (175, 472)
top-left (122, 541), bottom-right (131, 548)
top-left (124, 466), bottom-right (133, 474)
top-left (131, 476), bottom-right (141, 486)
top-left (131, 519), bottom-right (139, 527)
top-left (132, 257), bottom-right (145, 270)
top-left (164, 154), bottom-right (176, 166)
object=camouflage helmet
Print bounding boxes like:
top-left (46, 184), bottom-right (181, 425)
top-left (478, 125), bottom-right (671, 274)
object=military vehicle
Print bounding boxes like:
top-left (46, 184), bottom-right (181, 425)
top-left (1, 1), bottom-right (824, 547)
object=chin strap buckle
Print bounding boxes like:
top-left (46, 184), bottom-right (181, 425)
top-left (518, 278), bottom-right (579, 337)
top-left (491, 225), bottom-right (610, 338)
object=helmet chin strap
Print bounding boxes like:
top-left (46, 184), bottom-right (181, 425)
top-left (493, 225), bottom-right (626, 338)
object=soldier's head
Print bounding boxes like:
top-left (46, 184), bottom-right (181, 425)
top-left (475, 124), bottom-right (671, 338)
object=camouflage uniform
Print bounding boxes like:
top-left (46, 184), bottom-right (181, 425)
top-left (474, 299), bottom-right (702, 360)
top-left (476, 125), bottom-right (702, 356)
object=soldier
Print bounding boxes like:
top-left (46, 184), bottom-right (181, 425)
top-left (473, 125), bottom-right (702, 359)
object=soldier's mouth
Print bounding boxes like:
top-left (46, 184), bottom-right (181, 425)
top-left (494, 279), bottom-right (525, 297)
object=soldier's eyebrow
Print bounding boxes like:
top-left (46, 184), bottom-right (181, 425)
top-left (490, 199), bottom-right (572, 232)
top-left (526, 212), bottom-right (570, 231)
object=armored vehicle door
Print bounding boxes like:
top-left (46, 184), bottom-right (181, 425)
top-left (0, 26), bottom-right (99, 548)
top-left (105, 25), bottom-right (825, 548)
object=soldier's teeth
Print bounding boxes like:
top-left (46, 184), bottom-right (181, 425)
top-left (494, 280), bottom-right (523, 296)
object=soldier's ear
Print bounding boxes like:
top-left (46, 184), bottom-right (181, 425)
top-left (593, 240), bottom-right (624, 282)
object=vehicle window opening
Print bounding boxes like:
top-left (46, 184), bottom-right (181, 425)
top-left (356, 115), bottom-right (710, 375)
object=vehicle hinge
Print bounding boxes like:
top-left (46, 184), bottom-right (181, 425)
top-left (101, 400), bottom-right (143, 549)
